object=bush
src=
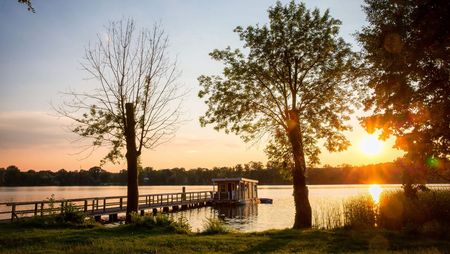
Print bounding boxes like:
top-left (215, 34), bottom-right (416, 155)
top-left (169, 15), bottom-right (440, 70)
top-left (58, 202), bottom-right (86, 224)
top-left (130, 212), bottom-right (191, 234)
top-left (13, 199), bottom-right (88, 228)
top-left (202, 218), bottom-right (232, 234)
top-left (378, 189), bottom-right (450, 234)
top-left (343, 195), bottom-right (376, 229)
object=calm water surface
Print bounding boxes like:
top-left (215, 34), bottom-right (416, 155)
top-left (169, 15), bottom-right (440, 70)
top-left (1, 184), bottom-right (448, 231)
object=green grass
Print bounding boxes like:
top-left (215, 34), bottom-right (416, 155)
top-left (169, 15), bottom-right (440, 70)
top-left (0, 223), bottom-right (449, 253)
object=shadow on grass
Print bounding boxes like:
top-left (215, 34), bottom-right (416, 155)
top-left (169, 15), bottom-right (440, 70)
top-left (236, 229), bottom-right (328, 253)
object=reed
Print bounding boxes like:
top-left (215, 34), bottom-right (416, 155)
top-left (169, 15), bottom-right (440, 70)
top-left (343, 195), bottom-right (376, 229)
top-left (312, 201), bottom-right (344, 229)
top-left (201, 217), bottom-right (233, 234)
top-left (130, 212), bottom-right (191, 234)
top-left (378, 189), bottom-right (450, 235)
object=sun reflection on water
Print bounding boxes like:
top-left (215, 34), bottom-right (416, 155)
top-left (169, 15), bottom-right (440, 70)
top-left (369, 184), bottom-right (383, 204)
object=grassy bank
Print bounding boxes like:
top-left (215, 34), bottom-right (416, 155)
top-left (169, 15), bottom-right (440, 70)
top-left (0, 223), bottom-right (449, 254)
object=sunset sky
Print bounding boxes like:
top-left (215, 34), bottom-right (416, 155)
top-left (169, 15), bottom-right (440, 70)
top-left (0, 0), bottom-right (404, 172)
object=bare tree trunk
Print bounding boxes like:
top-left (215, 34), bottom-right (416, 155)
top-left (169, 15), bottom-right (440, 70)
top-left (287, 110), bottom-right (312, 229)
top-left (125, 103), bottom-right (139, 223)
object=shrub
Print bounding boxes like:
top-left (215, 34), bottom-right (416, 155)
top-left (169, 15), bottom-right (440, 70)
top-left (378, 189), bottom-right (450, 234)
top-left (172, 216), bottom-right (191, 234)
top-left (58, 202), bottom-right (86, 224)
top-left (202, 217), bottom-right (232, 234)
top-left (343, 195), bottom-right (376, 229)
top-left (130, 212), bottom-right (191, 234)
top-left (13, 199), bottom-right (88, 227)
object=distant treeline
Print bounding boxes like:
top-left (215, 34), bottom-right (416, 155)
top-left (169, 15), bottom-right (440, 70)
top-left (0, 162), bottom-right (447, 186)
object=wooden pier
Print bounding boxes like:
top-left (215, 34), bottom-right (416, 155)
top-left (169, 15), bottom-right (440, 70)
top-left (0, 190), bottom-right (213, 222)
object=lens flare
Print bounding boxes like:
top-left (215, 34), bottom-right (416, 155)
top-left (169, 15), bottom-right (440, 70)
top-left (369, 184), bottom-right (383, 204)
top-left (360, 135), bottom-right (383, 156)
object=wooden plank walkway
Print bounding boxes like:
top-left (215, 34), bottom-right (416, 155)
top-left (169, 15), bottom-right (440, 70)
top-left (0, 190), bottom-right (213, 222)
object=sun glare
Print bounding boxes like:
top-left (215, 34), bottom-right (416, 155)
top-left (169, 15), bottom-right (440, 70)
top-left (360, 135), bottom-right (383, 156)
top-left (369, 184), bottom-right (383, 204)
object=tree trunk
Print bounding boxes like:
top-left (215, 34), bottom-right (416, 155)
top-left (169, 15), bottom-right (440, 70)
top-left (286, 110), bottom-right (312, 229)
top-left (125, 103), bottom-right (139, 223)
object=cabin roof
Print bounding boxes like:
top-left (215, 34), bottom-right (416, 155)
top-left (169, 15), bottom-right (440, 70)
top-left (211, 177), bottom-right (258, 183)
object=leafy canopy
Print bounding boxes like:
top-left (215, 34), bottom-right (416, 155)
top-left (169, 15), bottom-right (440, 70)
top-left (357, 0), bottom-right (450, 168)
top-left (199, 1), bottom-right (361, 167)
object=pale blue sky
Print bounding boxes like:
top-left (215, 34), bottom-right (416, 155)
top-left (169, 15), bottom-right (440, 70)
top-left (0, 0), bottom-right (404, 171)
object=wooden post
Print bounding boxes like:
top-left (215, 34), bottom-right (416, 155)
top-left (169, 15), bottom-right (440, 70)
top-left (92, 200), bottom-right (95, 212)
top-left (34, 203), bottom-right (38, 216)
top-left (84, 200), bottom-right (88, 213)
top-left (40, 202), bottom-right (44, 216)
top-left (11, 204), bottom-right (16, 222)
top-left (103, 199), bottom-right (106, 212)
top-left (120, 198), bottom-right (123, 209)
top-left (61, 202), bottom-right (64, 214)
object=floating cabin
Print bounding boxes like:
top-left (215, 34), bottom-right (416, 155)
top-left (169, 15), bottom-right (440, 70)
top-left (212, 178), bottom-right (259, 205)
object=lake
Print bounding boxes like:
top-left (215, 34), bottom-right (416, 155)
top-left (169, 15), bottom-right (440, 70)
top-left (1, 184), bottom-right (448, 231)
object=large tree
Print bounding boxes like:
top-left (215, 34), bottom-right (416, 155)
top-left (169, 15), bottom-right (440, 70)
top-left (58, 19), bottom-right (184, 221)
top-left (357, 0), bottom-right (450, 195)
top-left (198, 1), bottom-right (360, 228)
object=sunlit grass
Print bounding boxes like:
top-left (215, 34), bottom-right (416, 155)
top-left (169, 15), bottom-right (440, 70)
top-left (0, 223), bottom-right (449, 253)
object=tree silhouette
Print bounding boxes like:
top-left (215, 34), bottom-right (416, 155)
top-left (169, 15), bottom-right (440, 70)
top-left (357, 0), bottom-right (450, 195)
top-left (58, 19), bottom-right (184, 222)
top-left (198, 1), bottom-right (360, 228)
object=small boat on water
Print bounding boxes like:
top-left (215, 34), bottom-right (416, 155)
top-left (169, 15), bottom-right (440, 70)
top-left (259, 198), bottom-right (273, 204)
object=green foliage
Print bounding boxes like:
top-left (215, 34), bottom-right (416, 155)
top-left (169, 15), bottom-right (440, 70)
top-left (13, 205), bottom-right (88, 228)
top-left (1, 224), bottom-right (450, 253)
top-left (201, 218), bottom-right (232, 234)
top-left (13, 195), bottom-right (87, 227)
top-left (7, 162), bottom-right (450, 186)
top-left (58, 202), bottom-right (86, 224)
top-left (357, 0), bottom-right (450, 186)
top-left (198, 1), bottom-right (361, 167)
top-left (343, 195), bottom-right (376, 229)
top-left (129, 212), bottom-right (191, 234)
top-left (378, 189), bottom-right (450, 235)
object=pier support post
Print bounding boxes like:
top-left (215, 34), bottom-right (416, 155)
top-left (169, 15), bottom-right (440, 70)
top-left (109, 214), bottom-right (118, 222)
top-left (162, 207), bottom-right (169, 213)
top-left (94, 215), bottom-right (101, 222)
top-left (140, 210), bottom-right (145, 216)
top-left (152, 208), bottom-right (158, 214)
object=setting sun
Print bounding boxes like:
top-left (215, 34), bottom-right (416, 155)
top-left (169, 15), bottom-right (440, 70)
top-left (360, 134), bottom-right (384, 156)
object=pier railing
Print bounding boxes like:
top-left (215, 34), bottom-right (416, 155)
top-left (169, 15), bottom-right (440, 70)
top-left (0, 191), bottom-right (213, 222)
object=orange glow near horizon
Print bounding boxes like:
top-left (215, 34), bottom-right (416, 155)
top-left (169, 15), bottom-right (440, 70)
top-left (360, 134), bottom-right (384, 156)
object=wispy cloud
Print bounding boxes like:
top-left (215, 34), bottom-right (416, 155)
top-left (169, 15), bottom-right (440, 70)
top-left (0, 111), bottom-right (72, 149)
